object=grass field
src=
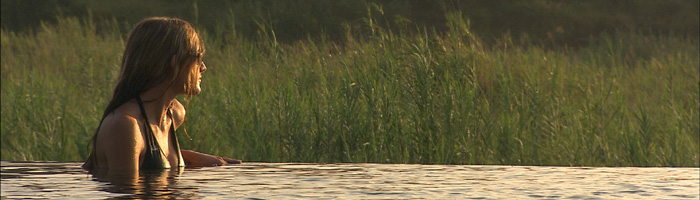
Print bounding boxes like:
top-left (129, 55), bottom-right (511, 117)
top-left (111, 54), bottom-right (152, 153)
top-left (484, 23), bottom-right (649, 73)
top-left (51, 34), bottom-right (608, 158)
top-left (1, 8), bottom-right (698, 167)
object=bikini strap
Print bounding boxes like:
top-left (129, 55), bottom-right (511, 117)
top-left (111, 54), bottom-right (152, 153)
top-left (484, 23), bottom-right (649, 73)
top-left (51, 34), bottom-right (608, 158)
top-left (135, 96), bottom-right (161, 154)
top-left (135, 96), bottom-right (150, 128)
top-left (167, 108), bottom-right (185, 167)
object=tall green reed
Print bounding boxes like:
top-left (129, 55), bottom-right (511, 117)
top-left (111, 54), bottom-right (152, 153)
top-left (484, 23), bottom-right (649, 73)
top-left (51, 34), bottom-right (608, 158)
top-left (1, 13), bottom-right (698, 167)
top-left (1, 17), bottom-right (123, 161)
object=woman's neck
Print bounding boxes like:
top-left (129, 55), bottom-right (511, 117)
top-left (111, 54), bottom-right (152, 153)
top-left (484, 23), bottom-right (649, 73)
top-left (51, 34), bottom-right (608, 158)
top-left (139, 81), bottom-right (178, 128)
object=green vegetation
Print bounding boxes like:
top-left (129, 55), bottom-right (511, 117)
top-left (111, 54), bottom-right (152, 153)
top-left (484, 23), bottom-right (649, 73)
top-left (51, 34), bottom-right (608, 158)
top-left (1, 1), bottom-right (698, 167)
top-left (3, 0), bottom-right (698, 45)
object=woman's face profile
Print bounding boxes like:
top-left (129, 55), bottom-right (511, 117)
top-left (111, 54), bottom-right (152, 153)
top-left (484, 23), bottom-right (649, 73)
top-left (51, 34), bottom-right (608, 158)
top-left (194, 59), bottom-right (207, 94)
top-left (173, 55), bottom-right (207, 95)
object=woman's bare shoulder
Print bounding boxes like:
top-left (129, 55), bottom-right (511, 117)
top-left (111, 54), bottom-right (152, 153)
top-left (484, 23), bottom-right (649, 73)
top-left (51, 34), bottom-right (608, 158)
top-left (98, 101), bottom-right (144, 146)
top-left (170, 99), bottom-right (186, 128)
top-left (96, 101), bottom-right (145, 170)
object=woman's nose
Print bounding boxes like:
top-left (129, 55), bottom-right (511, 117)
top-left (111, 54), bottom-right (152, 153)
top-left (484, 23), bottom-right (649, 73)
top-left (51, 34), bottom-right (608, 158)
top-left (201, 62), bottom-right (207, 72)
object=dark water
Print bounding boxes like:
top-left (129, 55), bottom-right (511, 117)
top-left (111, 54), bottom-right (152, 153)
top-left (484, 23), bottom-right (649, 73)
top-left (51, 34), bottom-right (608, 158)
top-left (1, 161), bottom-right (698, 199)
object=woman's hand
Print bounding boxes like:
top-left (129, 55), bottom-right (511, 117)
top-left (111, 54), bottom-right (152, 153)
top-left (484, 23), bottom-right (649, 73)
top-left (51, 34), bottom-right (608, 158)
top-left (181, 150), bottom-right (241, 168)
top-left (221, 157), bottom-right (242, 164)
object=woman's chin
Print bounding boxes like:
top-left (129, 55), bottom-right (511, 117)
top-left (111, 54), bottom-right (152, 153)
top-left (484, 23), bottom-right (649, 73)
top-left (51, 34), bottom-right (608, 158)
top-left (185, 87), bottom-right (202, 95)
top-left (191, 89), bottom-right (202, 95)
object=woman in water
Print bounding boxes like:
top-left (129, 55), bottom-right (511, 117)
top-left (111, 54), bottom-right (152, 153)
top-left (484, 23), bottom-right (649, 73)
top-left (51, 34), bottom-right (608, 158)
top-left (83, 17), bottom-right (240, 175)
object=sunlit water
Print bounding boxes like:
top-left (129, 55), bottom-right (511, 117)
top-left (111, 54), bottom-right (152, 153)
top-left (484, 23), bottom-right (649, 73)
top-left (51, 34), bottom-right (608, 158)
top-left (1, 161), bottom-right (698, 199)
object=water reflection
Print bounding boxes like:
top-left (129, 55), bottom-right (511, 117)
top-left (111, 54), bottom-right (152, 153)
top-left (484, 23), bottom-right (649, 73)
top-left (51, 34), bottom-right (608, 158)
top-left (89, 168), bottom-right (196, 199)
top-left (1, 161), bottom-right (699, 199)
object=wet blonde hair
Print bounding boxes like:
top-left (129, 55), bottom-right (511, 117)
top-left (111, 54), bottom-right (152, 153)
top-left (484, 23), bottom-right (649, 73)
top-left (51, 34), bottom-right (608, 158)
top-left (84, 17), bottom-right (204, 170)
top-left (117, 16), bottom-right (205, 99)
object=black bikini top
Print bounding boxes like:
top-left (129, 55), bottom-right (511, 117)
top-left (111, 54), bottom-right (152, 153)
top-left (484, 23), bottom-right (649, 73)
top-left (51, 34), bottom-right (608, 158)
top-left (135, 96), bottom-right (184, 169)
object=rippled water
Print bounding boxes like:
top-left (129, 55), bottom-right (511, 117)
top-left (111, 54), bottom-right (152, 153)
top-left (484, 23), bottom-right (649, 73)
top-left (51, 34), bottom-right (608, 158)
top-left (1, 161), bottom-right (698, 199)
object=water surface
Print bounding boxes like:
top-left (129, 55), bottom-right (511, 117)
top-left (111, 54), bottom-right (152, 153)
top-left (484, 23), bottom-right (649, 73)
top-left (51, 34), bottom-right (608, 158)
top-left (1, 161), bottom-right (698, 199)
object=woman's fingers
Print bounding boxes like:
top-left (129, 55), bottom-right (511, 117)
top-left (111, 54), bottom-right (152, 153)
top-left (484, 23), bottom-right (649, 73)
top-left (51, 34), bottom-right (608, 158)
top-left (221, 157), bottom-right (242, 164)
top-left (181, 150), bottom-right (241, 167)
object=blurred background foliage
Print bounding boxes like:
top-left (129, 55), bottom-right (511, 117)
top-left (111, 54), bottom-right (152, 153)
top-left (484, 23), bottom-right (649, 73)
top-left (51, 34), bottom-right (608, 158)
top-left (2, 0), bottom-right (698, 47)
top-left (1, 0), bottom-right (698, 166)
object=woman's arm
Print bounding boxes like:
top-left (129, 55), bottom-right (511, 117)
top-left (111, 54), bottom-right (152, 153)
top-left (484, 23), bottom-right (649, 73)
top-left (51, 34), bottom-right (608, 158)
top-left (99, 114), bottom-right (143, 175)
top-left (181, 150), bottom-right (241, 168)
top-left (171, 100), bottom-right (241, 167)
